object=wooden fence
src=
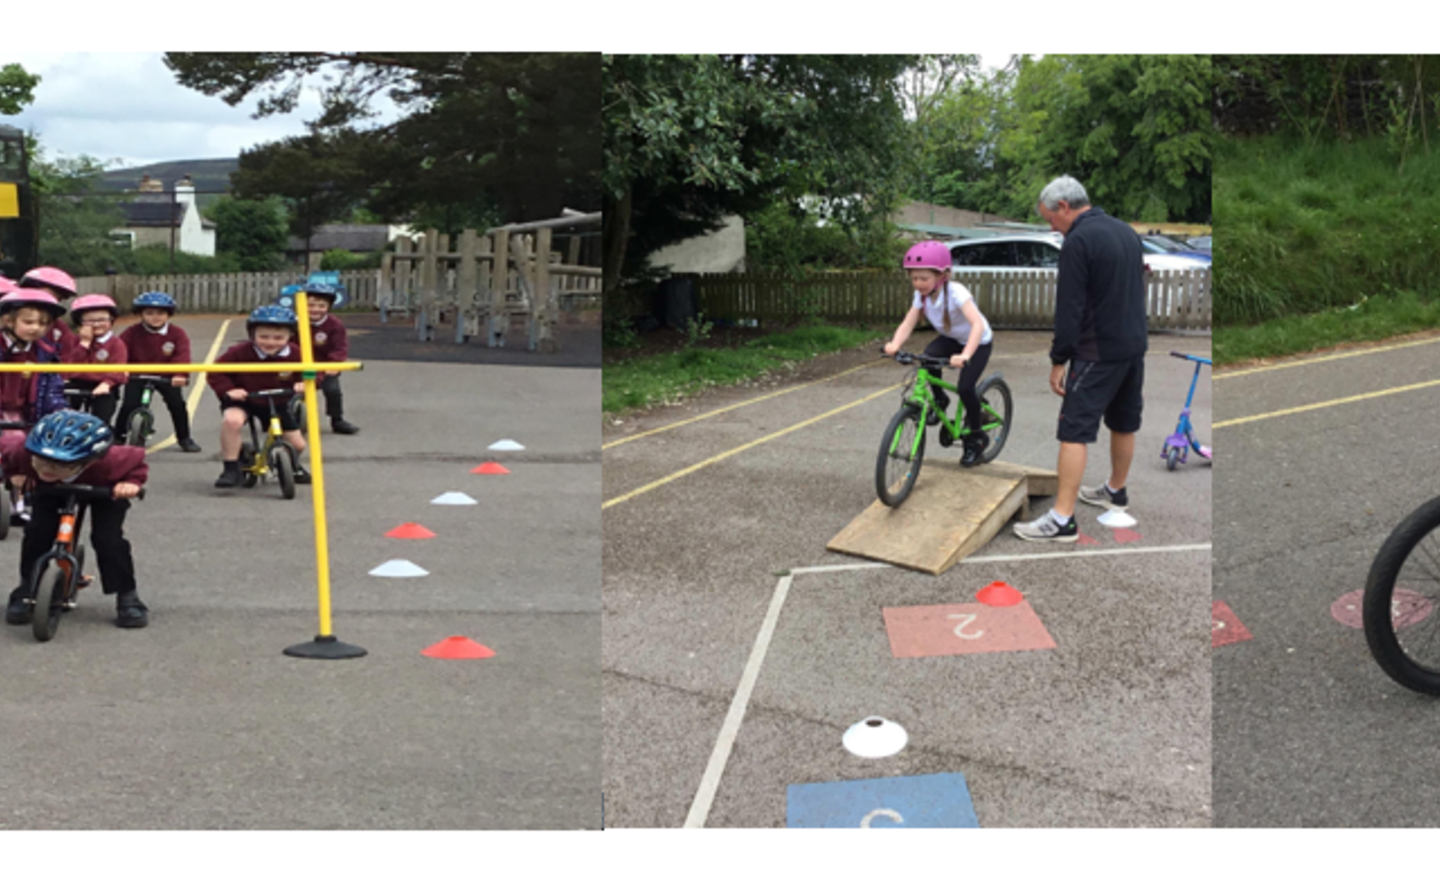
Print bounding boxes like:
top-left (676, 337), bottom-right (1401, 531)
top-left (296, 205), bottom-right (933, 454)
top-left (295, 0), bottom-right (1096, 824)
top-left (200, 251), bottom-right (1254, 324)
top-left (684, 267), bottom-right (1211, 332)
top-left (74, 270), bottom-right (383, 313)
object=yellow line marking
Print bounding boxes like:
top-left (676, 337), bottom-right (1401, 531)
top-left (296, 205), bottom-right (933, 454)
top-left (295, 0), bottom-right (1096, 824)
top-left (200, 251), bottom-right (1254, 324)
top-left (602, 360), bottom-right (887, 450)
top-left (1216, 336), bottom-right (1440, 380)
top-left (148, 318), bottom-right (232, 453)
top-left (1214, 378), bottom-right (1440, 429)
top-left (602, 384), bottom-right (900, 510)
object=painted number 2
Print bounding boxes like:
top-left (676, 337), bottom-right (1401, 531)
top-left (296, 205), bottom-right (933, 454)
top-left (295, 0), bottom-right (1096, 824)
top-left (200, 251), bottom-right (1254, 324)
top-left (947, 613), bottom-right (984, 640)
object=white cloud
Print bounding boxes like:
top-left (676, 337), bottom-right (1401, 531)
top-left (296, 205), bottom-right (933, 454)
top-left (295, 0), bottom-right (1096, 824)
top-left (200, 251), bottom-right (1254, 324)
top-left (4, 52), bottom-right (400, 169)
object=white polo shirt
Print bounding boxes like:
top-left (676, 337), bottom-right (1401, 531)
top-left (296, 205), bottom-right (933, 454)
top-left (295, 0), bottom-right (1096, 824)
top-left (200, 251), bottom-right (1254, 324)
top-left (913, 281), bottom-right (993, 345)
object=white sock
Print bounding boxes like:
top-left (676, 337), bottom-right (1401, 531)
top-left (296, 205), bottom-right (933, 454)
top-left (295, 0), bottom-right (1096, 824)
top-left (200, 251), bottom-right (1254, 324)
top-left (1049, 509), bottom-right (1071, 527)
top-left (1105, 482), bottom-right (1121, 495)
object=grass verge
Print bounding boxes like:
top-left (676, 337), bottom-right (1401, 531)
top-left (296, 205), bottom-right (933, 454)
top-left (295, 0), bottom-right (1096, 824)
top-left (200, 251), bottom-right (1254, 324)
top-left (603, 324), bottom-right (884, 413)
top-left (1215, 289), bottom-right (1440, 366)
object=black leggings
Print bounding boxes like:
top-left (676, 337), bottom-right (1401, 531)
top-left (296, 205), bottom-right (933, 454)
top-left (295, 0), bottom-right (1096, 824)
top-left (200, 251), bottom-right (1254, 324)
top-left (21, 492), bottom-right (135, 596)
top-left (922, 337), bottom-right (992, 434)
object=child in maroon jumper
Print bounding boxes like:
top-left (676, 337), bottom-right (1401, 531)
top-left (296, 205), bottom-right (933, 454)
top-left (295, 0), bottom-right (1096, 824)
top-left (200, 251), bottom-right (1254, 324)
top-left (116, 292), bottom-right (200, 452)
top-left (0, 290), bottom-right (71, 523)
top-left (297, 283), bottom-right (359, 434)
top-left (63, 294), bottom-right (127, 427)
top-left (2, 411), bottom-right (149, 628)
top-left (209, 304), bottom-right (309, 488)
top-left (18, 266), bottom-right (80, 355)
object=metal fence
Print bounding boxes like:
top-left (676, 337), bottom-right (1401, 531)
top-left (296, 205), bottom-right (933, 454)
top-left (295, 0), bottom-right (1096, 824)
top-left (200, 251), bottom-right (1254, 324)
top-left (73, 270), bottom-right (383, 313)
top-left (684, 267), bottom-right (1212, 332)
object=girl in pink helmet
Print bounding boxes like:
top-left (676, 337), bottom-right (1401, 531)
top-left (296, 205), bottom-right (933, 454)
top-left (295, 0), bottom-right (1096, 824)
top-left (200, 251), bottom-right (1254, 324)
top-left (0, 289), bottom-right (70, 522)
top-left (63, 294), bottom-right (127, 427)
top-left (884, 240), bottom-right (995, 466)
top-left (19, 267), bottom-right (80, 355)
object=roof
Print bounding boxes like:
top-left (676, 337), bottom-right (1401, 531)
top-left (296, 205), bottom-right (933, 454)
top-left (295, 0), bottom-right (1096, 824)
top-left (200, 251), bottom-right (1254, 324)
top-left (119, 201), bottom-right (187, 228)
top-left (286, 224), bottom-right (391, 253)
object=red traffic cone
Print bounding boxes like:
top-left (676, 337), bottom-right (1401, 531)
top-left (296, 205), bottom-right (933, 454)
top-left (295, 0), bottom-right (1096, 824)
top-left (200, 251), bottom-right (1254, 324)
top-left (976, 581), bottom-right (1023, 607)
top-left (421, 636), bottom-right (496, 660)
top-left (473, 462), bottom-right (510, 475)
top-left (385, 523), bottom-right (437, 539)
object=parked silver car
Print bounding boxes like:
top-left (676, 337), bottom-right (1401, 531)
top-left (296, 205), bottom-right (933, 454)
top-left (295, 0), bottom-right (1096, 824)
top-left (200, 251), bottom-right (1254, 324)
top-left (945, 232), bottom-right (1201, 272)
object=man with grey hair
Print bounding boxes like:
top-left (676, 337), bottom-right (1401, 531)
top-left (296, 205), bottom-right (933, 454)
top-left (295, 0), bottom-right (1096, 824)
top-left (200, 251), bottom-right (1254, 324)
top-left (1015, 175), bottom-right (1148, 541)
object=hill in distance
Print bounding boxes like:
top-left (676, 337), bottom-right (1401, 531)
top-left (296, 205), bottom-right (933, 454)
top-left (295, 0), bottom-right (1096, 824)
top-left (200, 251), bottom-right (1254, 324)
top-left (101, 158), bottom-right (238, 209)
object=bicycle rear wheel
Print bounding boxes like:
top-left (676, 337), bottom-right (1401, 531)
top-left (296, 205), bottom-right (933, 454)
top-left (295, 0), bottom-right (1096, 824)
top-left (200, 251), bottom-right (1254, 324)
top-left (0, 486), bottom-right (9, 541)
top-left (125, 410), bottom-right (150, 447)
top-left (975, 375), bottom-right (1012, 464)
top-left (29, 558), bottom-right (68, 643)
top-left (1364, 495), bottom-right (1440, 695)
top-left (876, 405), bottom-right (925, 507)
top-left (239, 441), bottom-right (259, 488)
top-left (289, 396), bottom-right (308, 438)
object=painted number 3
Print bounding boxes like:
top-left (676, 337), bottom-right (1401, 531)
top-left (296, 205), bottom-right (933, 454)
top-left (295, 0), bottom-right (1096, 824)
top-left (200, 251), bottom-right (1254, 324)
top-left (947, 613), bottom-right (984, 640)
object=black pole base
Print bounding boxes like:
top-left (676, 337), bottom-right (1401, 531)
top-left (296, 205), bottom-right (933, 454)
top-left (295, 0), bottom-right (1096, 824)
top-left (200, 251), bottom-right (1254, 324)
top-left (284, 634), bottom-right (368, 660)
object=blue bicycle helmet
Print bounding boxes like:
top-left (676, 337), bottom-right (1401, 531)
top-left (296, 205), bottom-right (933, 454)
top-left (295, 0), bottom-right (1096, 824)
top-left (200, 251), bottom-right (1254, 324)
top-left (278, 281), bottom-right (347, 310)
top-left (25, 411), bottom-right (114, 464)
top-left (132, 291), bottom-right (177, 314)
top-left (247, 304), bottom-right (298, 335)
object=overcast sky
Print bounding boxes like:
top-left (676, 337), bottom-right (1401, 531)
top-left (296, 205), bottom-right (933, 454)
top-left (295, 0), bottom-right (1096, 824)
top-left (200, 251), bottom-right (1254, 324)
top-left (4, 52), bottom-right (401, 169)
top-left (4, 51), bottom-right (1024, 171)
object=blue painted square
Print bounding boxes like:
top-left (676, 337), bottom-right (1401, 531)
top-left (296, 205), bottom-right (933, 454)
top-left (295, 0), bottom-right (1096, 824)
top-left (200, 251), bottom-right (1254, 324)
top-left (786, 773), bottom-right (979, 828)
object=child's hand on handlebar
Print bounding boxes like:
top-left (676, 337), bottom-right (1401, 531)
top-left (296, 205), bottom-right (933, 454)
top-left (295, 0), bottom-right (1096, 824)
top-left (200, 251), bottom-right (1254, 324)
top-left (227, 389), bottom-right (248, 401)
top-left (883, 341), bottom-right (900, 356)
top-left (113, 482), bottom-right (142, 500)
top-left (950, 354), bottom-right (969, 369)
top-left (95, 382), bottom-right (111, 396)
top-left (172, 375), bottom-right (188, 387)
top-left (293, 382), bottom-right (305, 394)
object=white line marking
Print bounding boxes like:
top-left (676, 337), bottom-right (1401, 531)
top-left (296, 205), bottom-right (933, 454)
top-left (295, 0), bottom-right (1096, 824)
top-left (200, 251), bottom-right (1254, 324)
top-left (684, 573), bottom-right (794, 829)
top-left (683, 539), bottom-right (1212, 826)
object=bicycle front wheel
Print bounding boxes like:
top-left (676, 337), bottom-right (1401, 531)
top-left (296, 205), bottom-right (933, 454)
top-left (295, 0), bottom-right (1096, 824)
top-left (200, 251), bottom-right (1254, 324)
top-left (1364, 495), bottom-right (1440, 695)
top-left (975, 375), bottom-right (1012, 464)
top-left (29, 558), bottom-right (68, 643)
top-left (274, 442), bottom-right (297, 500)
top-left (876, 405), bottom-right (925, 507)
top-left (125, 410), bottom-right (149, 447)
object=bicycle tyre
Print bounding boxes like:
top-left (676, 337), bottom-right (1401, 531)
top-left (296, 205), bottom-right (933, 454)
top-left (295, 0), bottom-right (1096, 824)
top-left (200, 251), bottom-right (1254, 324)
top-left (125, 410), bottom-right (149, 447)
top-left (289, 397), bottom-right (308, 438)
top-left (29, 558), bottom-right (67, 643)
top-left (274, 442), bottom-right (297, 500)
top-left (876, 405), bottom-right (925, 508)
top-left (0, 487), bottom-right (9, 541)
top-left (975, 375), bottom-right (1012, 464)
top-left (1364, 495), bottom-right (1440, 695)
top-left (239, 441), bottom-right (259, 488)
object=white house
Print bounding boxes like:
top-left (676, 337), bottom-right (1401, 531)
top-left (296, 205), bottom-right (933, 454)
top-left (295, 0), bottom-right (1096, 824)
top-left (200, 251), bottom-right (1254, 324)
top-left (113, 174), bottom-right (217, 257)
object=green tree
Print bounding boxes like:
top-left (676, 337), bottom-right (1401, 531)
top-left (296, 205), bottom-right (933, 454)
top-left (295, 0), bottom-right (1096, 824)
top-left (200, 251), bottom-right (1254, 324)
top-left (29, 146), bottom-right (128, 276)
top-left (603, 54), bottom-right (916, 292)
top-left (206, 195), bottom-right (289, 271)
top-left (164, 53), bottom-right (599, 230)
top-left (229, 132), bottom-right (369, 253)
top-left (0, 63), bottom-right (39, 116)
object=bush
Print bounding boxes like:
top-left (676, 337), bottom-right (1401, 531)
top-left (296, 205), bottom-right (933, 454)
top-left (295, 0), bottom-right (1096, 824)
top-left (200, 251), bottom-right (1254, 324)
top-left (320, 248), bottom-right (382, 271)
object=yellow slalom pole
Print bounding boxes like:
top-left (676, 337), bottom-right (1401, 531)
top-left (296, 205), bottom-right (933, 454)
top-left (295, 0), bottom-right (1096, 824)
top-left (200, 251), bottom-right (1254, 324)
top-left (283, 292), bottom-right (365, 660)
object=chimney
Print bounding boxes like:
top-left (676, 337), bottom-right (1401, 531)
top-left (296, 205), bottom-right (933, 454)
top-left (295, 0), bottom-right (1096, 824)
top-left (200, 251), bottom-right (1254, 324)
top-left (138, 173), bottom-right (162, 193)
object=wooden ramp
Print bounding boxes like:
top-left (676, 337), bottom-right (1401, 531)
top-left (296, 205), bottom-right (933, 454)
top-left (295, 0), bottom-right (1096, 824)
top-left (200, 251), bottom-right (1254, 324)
top-left (827, 461), bottom-right (1059, 575)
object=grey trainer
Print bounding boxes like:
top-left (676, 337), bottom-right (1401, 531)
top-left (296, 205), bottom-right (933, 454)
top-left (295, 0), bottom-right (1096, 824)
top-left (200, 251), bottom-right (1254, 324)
top-left (1078, 483), bottom-right (1128, 510)
top-left (1013, 512), bottom-right (1079, 543)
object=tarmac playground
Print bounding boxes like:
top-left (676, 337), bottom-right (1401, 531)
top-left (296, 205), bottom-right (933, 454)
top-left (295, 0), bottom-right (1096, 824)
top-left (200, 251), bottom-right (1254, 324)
top-left (602, 329), bottom-right (1212, 827)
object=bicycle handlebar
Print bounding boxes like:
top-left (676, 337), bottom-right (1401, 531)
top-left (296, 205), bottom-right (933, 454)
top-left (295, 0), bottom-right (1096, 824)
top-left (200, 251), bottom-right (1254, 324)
top-left (1170, 351), bottom-right (1213, 366)
top-left (34, 483), bottom-right (146, 502)
top-left (883, 350), bottom-right (952, 369)
top-left (251, 388), bottom-right (296, 398)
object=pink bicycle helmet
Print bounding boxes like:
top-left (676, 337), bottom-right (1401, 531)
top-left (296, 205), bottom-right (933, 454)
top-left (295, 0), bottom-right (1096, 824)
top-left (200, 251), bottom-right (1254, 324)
top-left (69, 293), bottom-right (119, 326)
top-left (903, 241), bottom-right (952, 272)
top-left (0, 277), bottom-right (18, 296)
top-left (0, 289), bottom-right (67, 320)
top-left (19, 266), bottom-right (79, 299)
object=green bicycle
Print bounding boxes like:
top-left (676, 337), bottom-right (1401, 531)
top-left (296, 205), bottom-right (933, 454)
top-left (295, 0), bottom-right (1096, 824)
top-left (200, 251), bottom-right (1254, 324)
top-left (876, 351), bottom-right (1012, 507)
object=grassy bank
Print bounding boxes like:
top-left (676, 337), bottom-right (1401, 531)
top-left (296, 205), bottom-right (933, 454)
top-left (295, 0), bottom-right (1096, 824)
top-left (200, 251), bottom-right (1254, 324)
top-left (1215, 134), bottom-right (1440, 326)
top-left (603, 324), bottom-right (884, 413)
top-left (1215, 288), bottom-right (1440, 366)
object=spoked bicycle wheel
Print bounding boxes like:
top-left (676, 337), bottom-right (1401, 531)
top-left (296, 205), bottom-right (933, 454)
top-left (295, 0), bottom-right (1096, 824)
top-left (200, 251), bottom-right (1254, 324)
top-left (875, 405), bottom-right (926, 507)
top-left (974, 375), bottom-right (1012, 464)
top-left (29, 558), bottom-right (69, 643)
top-left (1364, 495), bottom-right (1440, 695)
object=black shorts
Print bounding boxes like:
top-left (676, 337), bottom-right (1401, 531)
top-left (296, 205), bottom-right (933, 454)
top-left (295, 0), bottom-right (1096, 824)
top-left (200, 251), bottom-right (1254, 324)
top-left (1057, 356), bottom-right (1144, 444)
top-left (220, 397), bottom-right (300, 432)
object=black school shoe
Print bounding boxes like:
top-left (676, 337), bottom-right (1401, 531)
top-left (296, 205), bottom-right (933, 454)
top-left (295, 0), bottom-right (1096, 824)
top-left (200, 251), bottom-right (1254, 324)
top-left (331, 419), bottom-right (360, 435)
top-left (5, 585), bottom-right (31, 625)
top-left (116, 591), bottom-right (148, 628)
top-left (214, 468), bottom-right (242, 488)
top-left (294, 466), bottom-right (311, 485)
top-left (179, 438), bottom-right (202, 453)
top-left (960, 434), bottom-right (990, 467)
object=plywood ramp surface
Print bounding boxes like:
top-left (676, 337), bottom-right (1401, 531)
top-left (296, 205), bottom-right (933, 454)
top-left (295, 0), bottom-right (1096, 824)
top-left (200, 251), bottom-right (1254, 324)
top-left (827, 460), bottom-right (1057, 576)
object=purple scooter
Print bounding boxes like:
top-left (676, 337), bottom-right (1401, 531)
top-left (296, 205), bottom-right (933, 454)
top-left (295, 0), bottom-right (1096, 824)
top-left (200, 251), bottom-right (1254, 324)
top-left (1162, 351), bottom-right (1211, 471)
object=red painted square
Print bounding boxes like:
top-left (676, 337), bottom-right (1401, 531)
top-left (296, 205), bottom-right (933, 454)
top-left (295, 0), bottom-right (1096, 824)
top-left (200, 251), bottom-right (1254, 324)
top-left (1113, 528), bottom-right (1142, 543)
top-left (1077, 532), bottom-right (1100, 546)
top-left (884, 601), bottom-right (1057, 658)
top-left (1212, 600), bottom-right (1252, 648)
